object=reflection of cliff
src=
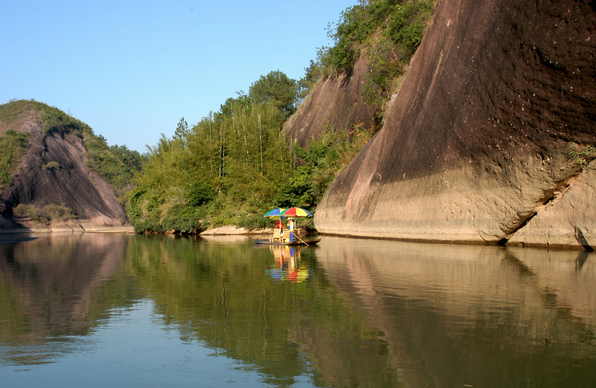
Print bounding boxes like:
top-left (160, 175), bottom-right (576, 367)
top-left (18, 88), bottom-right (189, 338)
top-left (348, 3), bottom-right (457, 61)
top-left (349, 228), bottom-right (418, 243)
top-left (0, 233), bottom-right (130, 361)
top-left (313, 237), bottom-right (596, 387)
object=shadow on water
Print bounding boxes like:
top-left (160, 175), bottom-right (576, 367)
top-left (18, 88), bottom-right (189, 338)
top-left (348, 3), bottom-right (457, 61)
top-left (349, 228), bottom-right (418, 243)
top-left (0, 234), bottom-right (595, 388)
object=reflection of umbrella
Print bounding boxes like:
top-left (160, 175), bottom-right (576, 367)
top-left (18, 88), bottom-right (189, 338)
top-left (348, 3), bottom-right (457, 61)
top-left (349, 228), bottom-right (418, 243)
top-left (281, 207), bottom-right (313, 217)
top-left (264, 208), bottom-right (287, 220)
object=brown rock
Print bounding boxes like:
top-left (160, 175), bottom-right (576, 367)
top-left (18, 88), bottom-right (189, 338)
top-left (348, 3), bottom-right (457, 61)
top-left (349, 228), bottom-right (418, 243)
top-left (508, 163), bottom-right (596, 248)
top-left (1, 116), bottom-right (129, 230)
top-left (314, 0), bottom-right (596, 248)
top-left (284, 52), bottom-right (381, 147)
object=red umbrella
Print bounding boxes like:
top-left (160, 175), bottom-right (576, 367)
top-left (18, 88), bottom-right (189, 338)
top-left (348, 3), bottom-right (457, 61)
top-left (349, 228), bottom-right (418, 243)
top-left (281, 207), bottom-right (313, 217)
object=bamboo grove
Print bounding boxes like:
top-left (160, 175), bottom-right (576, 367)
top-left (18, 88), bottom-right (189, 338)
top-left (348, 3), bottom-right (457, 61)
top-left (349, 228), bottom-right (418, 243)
top-left (126, 92), bottom-right (292, 232)
top-left (125, 82), bottom-right (372, 233)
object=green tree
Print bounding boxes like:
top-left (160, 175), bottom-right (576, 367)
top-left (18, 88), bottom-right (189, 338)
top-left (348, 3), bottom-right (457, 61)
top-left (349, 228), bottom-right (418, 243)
top-left (125, 89), bottom-right (295, 232)
top-left (298, 60), bottom-right (324, 101)
top-left (249, 70), bottom-right (298, 117)
top-left (173, 117), bottom-right (189, 141)
top-left (314, 0), bottom-right (435, 105)
top-left (0, 130), bottom-right (30, 186)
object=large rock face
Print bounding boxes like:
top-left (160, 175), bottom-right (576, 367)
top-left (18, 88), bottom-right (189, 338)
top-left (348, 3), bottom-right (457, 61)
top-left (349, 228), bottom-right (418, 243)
top-left (0, 118), bottom-right (129, 231)
top-left (314, 0), bottom-right (596, 248)
top-left (284, 52), bottom-right (381, 147)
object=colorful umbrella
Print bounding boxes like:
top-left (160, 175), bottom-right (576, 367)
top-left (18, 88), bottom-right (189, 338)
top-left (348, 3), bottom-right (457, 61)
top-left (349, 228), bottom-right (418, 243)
top-left (281, 207), bottom-right (313, 218)
top-left (264, 208), bottom-right (287, 220)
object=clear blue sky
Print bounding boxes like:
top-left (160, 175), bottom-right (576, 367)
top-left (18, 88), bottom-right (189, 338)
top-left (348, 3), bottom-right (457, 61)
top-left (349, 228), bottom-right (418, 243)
top-left (1, 0), bottom-right (357, 152)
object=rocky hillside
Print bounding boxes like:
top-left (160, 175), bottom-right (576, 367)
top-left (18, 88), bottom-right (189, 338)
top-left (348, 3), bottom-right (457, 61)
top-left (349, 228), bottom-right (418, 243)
top-left (0, 101), bottom-right (131, 232)
top-left (312, 0), bottom-right (596, 249)
top-left (284, 52), bottom-right (381, 147)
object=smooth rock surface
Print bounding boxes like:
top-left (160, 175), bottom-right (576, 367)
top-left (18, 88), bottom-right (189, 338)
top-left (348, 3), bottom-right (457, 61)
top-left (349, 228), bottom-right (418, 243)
top-left (1, 117), bottom-right (129, 229)
top-left (314, 0), bottom-right (596, 248)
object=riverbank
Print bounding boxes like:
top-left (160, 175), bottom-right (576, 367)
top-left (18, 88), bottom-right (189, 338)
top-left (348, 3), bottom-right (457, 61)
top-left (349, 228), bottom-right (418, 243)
top-left (0, 225), bottom-right (135, 235)
top-left (199, 225), bottom-right (272, 236)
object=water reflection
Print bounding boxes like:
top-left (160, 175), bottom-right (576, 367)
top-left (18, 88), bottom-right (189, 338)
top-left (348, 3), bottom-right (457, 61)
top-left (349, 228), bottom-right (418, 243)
top-left (0, 233), bottom-right (133, 366)
top-left (0, 234), bottom-right (594, 387)
top-left (313, 237), bottom-right (596, 387)
top-left (265, 246), bottom-right (310, 283)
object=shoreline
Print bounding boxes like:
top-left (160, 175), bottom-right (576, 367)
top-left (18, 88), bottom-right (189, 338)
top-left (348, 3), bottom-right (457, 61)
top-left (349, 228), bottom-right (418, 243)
top-left (198, 225), bottom-right (272, 236)
top-left (0, 225), bottom-right (135, 235)
top-left (2, 224), bottom-right (588, 251)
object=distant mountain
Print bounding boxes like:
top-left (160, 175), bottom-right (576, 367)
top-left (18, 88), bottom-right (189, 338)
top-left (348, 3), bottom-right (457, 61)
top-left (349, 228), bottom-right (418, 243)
top-left (0, 100), bottom-right (133, 232)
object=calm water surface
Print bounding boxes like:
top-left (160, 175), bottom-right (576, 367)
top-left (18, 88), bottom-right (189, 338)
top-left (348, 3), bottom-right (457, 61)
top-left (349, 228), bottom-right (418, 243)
top-left (0, 233), bottom-right (595, 387)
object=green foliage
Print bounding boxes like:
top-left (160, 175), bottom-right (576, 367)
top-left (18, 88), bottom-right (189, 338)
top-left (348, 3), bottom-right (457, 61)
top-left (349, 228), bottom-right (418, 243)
top-left (13, 205), bottom-right (49, 224)
top-left (41, 106), bottom-right (90, 136)
top-left (84, 134), bottom-right (144, 195)
top-left (42, 161), bottom-right (61, 171)
top-left (126, 91), bottom-right (296, 233)
top-left (188, 181), bottom-right (215, 207)
top-left (386, 0), bottom-right (434, 55)
top-left (0, 100), bottom-right (44, 128)
top-left (12, 204), bottom-right (76, 224)
top-left (309, 0), bottom-right (435, 105)
top-left (567, 143), bottom-right (596, 167)
top-left (174, 117), bottom-right (189, 141)
top-left (0, 129), bottom-right (30, 186)
top-left (160, 204), bottom-right (205, 233)
top-left (42, 204), bottom-right (77, 221)
top-left (249, 70), bottom-right (298, 117)
top-left (276, 126), bottom-right (374, 211)
top-left (297, 60), bottom-right (324, 101)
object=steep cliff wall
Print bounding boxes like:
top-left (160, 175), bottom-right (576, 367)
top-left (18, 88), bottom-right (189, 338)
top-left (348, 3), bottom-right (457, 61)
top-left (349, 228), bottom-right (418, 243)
top-left (315, 0), bottom-right (596, 248)
top-left (0, 112), bottom-right (129, 231)
top-left (284, 52), bottom-right (381, 147)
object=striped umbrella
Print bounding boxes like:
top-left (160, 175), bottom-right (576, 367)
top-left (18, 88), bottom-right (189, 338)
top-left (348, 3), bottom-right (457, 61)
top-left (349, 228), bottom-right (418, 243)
top-left (264, 208), bottom-right (287, 220)
top-left (281, 207), bottom-right (313, 218)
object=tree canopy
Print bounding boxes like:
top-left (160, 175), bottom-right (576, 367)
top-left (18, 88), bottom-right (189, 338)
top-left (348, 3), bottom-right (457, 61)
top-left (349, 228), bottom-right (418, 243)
top-left (249, 70), bottom-right (298, 117)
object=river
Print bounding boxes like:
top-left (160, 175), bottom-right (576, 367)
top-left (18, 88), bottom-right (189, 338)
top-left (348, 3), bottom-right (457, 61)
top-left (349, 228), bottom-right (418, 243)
top-left (0, 233), bottom-right (595, 387)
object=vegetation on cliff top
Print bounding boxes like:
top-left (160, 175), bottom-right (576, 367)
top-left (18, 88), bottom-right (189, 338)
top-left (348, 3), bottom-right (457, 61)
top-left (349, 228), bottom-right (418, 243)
top-left (0, 129), bottom-right (29, 186)
top-left (307, 0), bottom-right (435, 106)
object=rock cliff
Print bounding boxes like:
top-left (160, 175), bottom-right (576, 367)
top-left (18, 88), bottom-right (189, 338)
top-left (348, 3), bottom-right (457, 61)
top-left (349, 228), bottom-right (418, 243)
top-left (0, 103), bottom-right (130, 231)
top-left (313, 0), bottom-right (596, 248)
top-left (284, 52), bottom-right (382, 147)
